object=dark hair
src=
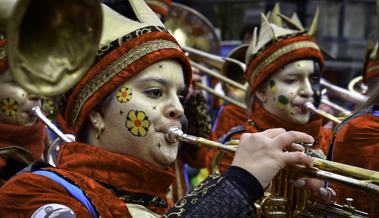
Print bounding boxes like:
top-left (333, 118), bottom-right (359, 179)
top-left (101, 0), bottom-right (138, 21)
top-left (239, 24), bottom-right (256, 42)
top-left (77, 88), bottom-right (118, 143)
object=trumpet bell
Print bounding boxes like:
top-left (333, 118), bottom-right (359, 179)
top-left (165, 2), bottom-right (220, 55)
top-left (0, 0), bottom-right (103, 96)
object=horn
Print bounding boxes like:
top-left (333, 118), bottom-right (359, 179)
top-left (166, 126), bottom-right (376, 217)
top-left (348, 75), bottom-right (368, 95)
top-left (321, 78), bottom-right (368, 105)
top-left (165, 2), bottom-right (220, 55)
top-left (0, 0), bottom-right (102, 96)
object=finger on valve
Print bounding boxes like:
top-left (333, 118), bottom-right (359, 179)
top-left (293, 177), bottom-right (333, 204)
top-left (231, 129), bottom-right (313, 189)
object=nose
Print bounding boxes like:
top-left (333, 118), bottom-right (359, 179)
top-left (164, 96), bottom-right (184, 121)
top-left (299, 80), bottom-right (314, 98)
top-left (27, 93), bottom-right (44, 102)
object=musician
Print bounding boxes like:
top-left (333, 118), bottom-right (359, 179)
top-left (0, 1), bottom-right (314, 217)
top-left (206, 8), bottom-right (334, 198)
top-left (0, 36), bottom-right (46, 187)
top-left (142, 0), bottom-right (212, 202)
top-left (328, 84), bottom-right (379, 213)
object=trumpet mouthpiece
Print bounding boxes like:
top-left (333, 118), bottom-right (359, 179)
top-left (165, 126), bottom-right (183, 143)
top-left (302, 102), bottom-right (315, 112)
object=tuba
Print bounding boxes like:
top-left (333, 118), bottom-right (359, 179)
top-left (0, 0), bottom-right (102, 96)
top-left (166, 126), bottom-right (376, 217)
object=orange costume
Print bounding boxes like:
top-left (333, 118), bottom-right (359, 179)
top-left (207, 103), bottom-right (333, 174)
top-left (329, 105), bottom-right (379, 213)
top-left (208, 103), bottom-right (248, 142)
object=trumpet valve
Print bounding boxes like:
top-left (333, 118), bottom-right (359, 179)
top-left (342, 198), bottom-right (355, 216)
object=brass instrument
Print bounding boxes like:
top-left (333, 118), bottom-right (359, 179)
top-left (165, 3), bottom-right (220, 55)
top-left (348, 76), bottom-right (368, 95)
top-left (31, 106), bottom-right (75, 166)
top-left (0, 0), bottom-right (102, 95)
top-left (303, 102), bottom-right (342, 125)
top-left (166, 126), bottom-right (376, 217)
top-left (321, 78), bottom-right (367, 105)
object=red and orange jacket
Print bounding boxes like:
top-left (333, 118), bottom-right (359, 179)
top-left (208, 103), bottom-right (248, 142)
top-left (329, 105), bottom-right (379, 214)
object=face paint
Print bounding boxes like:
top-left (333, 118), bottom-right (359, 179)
top-left (119, 110), bottom-right (124, 115)
top-left (1, 98), bottom-right (19, 116)
top-left (159, 64), bottom-right (163, 69)
top-left (260, 60), bottom-right (315, 125)
top-left (277, 95), bottom-right (288, 110)
top-left (125, 110), bottom-right (150, 137)
top-left (310, 61), bottom-right (321, 107)
top-left (152, 106), bottom-right (157, 110)
top-left (117, 87), bottom-right (132, 103)
top-left (270, 80), bottom-right (276, 93)
top-left (157, 142), bottom-right (161, 149)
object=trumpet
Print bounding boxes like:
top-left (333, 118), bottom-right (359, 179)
top-left (303, 102), bottom-right (342, 125)
top-left (166, 126), bottom-right (377, 217)
top-left (31, 106), bottom-right (75, 167)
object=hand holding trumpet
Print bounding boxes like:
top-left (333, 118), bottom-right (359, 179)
top-left (231, 128), bottom-right (314, 189)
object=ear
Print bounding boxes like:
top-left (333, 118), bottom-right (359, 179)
top-left (255, 84), bottom-right (267, 102)
top-left (88, 110), bottom-right (105, 131)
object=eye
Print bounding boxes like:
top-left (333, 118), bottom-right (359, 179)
top-left (145, 88), bottom-right (163, 98)
top-left (285, 78), bottom-right (298, 84)
top-left (309, 76), bottom-right (320, 84)
top-left (178, 95), bottom-right (186, 104)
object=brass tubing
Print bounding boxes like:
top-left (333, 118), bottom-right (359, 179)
top-left (190, 61), bottom-right (246, 91)
top-left (314, 158), bottom-right (379, 182)
top-left (193, 81), bottom-right (247, 110)
top-left (303, 102), bottom-right (342, 124)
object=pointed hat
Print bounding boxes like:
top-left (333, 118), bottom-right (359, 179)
top-left (245, 6), bottom-right (324, 92)
top-left (363, 37), bottom-right (379, 83)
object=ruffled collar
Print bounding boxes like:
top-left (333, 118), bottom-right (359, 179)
top-left (57, 142), bottom-right (176, 202)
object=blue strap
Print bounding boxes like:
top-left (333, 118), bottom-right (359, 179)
top-left (373, 110), bottom-right (379, 117)
top-left (33, 170), bottom-right (97, 218)
top-left (180, 151), bottom-right (190, 195)
top-left (212, 105), bottom-right (225, 132)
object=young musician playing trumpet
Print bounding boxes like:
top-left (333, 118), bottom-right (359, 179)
top-left (0, 36), bottom-right (46, 187)
top-left (0, 1), bottom-right (315, 217)
top-left (206, 6), bottom-right (334, 200)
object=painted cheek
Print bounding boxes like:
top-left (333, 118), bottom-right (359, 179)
top-left (277, 95), bottom-right (288, 110)
top-left (270, 80), bottom-right (276, 93)
top-left (117, 87), bottom-right (133, 103)
top-left (1, 97), bottom-right (19, 116)
top-left (125, 110), bottom-right (151, 137)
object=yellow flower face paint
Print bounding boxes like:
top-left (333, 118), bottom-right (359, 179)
top-left (117, 87), bottom-right (132, 103)
top-left (1, 98), bottom-right (19, 116)
top-left (277, 95), bottom-right (288, 110)
top-left (270, 80), bottom-right (276, 93)
top-left (126, 110), bottom-right (150, 137)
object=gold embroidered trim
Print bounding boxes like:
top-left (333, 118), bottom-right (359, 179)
top-left (144, 0), bottom-right (169, 11)
top-left (0, 45), bottom-right (7, 60)
top-left (367, 64), bottom-right (379, 74)
top-left (68, 39), bottom-right (181, 129)
top-left (250, 40), bottom-right (320, 86)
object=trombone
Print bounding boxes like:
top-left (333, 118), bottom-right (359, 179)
top-left (166, 126), bottom-right (376, 217)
